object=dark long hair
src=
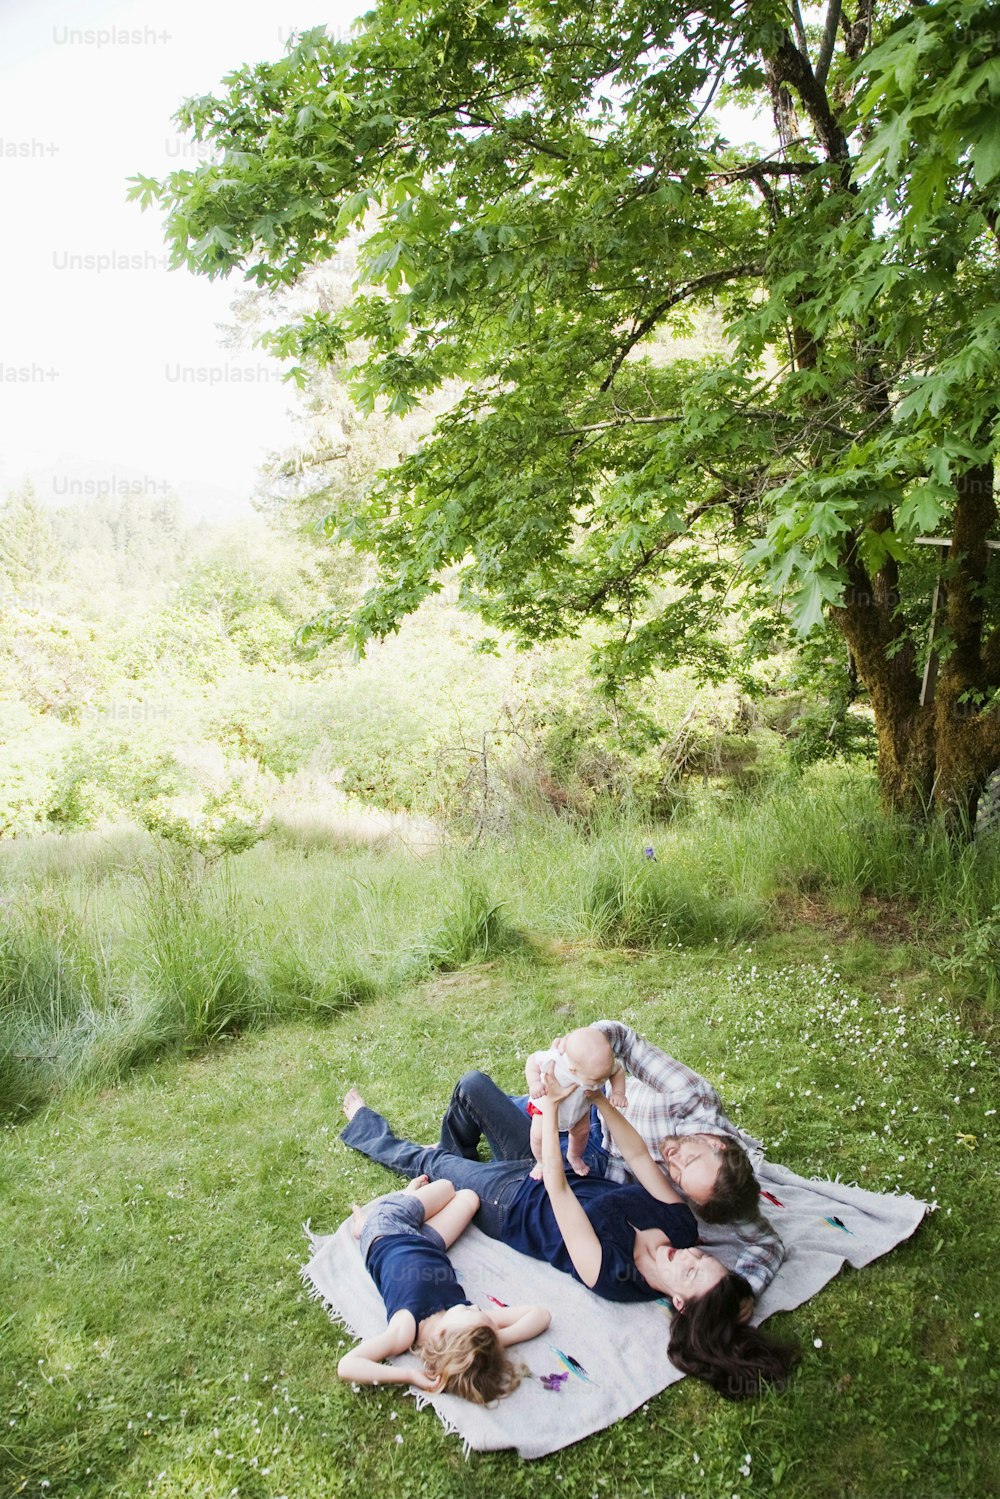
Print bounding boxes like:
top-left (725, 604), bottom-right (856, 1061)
top-left (667, 1272), bottom-right (800, 1400)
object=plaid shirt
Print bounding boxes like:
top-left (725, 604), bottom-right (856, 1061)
top-left (594, 1021), bottom-right (785, 1297)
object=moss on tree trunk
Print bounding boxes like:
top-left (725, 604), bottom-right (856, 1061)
top-left (832, 461), bottom-right (999, 829)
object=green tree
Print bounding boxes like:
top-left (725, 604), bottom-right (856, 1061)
top-left (132, 0), bottom-right (1000, 823)
top-left (0, 482), bottom-right (65, 597)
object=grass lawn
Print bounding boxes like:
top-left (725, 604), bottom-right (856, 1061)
top-left (1, 932), bottom-right (996, 1499)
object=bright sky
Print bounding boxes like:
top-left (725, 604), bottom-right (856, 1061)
top-left (0, 0), bottom-right (367, 520)
top-left (0, 2), bottom-right (770, 522)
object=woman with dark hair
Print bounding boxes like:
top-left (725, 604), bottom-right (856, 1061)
top-left (341, 1069), bottom-right (797, 1399)
top-left (666, 1269), bottom-right (800, 1399)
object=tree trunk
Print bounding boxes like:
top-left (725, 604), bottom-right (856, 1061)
top-left (830, 568), bottom-right (935, 818)
top-left (930, 460), bottom-right (1000, 829)
top-left (831, 461), bottom-right (1000, 829)
top-left (760, 24), bottom-right (1000, 828)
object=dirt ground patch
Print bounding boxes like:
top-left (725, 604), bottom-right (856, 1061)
top-left (772, 889), bottom-right (923, 948)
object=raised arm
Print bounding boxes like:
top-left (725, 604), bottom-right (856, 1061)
top-left (337, 1310), bottom-right (440, 1390)
top-left (593, 1020), bottom-right (709, 1096)
top-left (538, 1072), bottom-right (603, 1288)
top-left (591, 1093), bottom-right (683, 1205)
top-left (487, 1303), bottom-right (552, 1347)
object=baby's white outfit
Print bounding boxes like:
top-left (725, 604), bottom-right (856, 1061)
top-left (527, 1047), bottom-right (592, 1129)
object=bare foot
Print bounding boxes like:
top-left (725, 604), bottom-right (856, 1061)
top-left (405, 1175), bottom-right (430, 1193)
top-left (529, 1163), bottom-right (543, 1181)
top-left (343, 1087), bottom-right (366, 1121)
top-left (568, 1157), bottom-right (590, 1177)
top-left (350, 1203), bottom-right (366, 1239)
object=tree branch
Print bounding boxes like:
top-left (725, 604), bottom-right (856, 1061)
top-left (789, 0), bottom-right (811, 58)
top-left (815, 0), bottom-right (843, 88)
top-left (769, 34), bottom-right (851, 164)
top-left (597, 263), bottom-right (763, 395)
top-left (691, 36), bottom-right (738, 126)
top-left (841, 0), bottom-right (874, 62)
top-left (578, 494), bottom-right (729, 612)
top-left (556, 407), bottom-right (858, 442)
top-left (717, 160), bottom-right (823, 180)
top-left (456, 111), bottom-right (572, 162)
top-left (556, 415), bottom-right (684, 436)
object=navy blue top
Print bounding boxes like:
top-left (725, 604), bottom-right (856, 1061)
top-left (366, 1233), bottom-right (472, 1327)
top-left (502, 1179), bottom-right (698, 1302)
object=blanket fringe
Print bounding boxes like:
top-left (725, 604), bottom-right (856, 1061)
top-left (299, 1261), bottom-right (369, 1343)
top-left (411, 1390), bottom-right (470, 1460)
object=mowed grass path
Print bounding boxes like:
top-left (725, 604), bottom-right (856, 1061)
top-left (1, 939), bottom-right (996, 1499)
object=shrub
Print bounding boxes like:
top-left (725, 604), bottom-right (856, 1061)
top-left (411, 879), bottom-right (524, 975)
top-left (132, 858), bottom-right (272, 1042)
top-left (46, 737), bottom-right (186, 830)
top-left (581, 845), bottom-right (766, 948)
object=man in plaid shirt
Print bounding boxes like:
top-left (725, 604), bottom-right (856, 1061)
top-left (589, 1020), bottom-right (784, 1298)
top-left (439, 1021), bottom-right (784, 1298)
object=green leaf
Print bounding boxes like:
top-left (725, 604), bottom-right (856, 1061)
top-left (971, 114), bottom-right (1000, 186)
top-left (897, 482), bottom-right (953, 533)
top-left (791, 572), bottom-right (843, 636)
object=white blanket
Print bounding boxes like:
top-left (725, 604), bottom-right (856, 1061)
top-left (302, 1160), bottom-right (927, 1459)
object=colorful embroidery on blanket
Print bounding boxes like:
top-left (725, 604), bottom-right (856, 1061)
top-left (550, 1346), bottom-right (593, 1383)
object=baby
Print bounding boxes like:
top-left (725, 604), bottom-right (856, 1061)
top-left (525, 1026), bottom-right (627, 1179)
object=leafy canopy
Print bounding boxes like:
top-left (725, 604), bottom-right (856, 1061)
top-left (131, 0), bottom-right (1000, 680)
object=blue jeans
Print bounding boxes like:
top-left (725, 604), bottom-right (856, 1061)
top-left (341, 1100), bottom-right (531, 1239)
top-left (438, 1071), bottom-right (533, 1159)
top-left (357, 1190), bottom-right (446, 1261)
top-left (438, 1070), bottom-right (611, 1177)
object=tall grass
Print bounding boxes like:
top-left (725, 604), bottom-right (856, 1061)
top-left (3, 761), bottom-right (1000, 1119)
top-left (0, 896), bottom-right (164, 1118)
top-left (412, 879), bottom-right (524, 974)
top-left (137, 859), bottom-right (273, 1042)
top-left (0, 840), bottom-right (531, 1120)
